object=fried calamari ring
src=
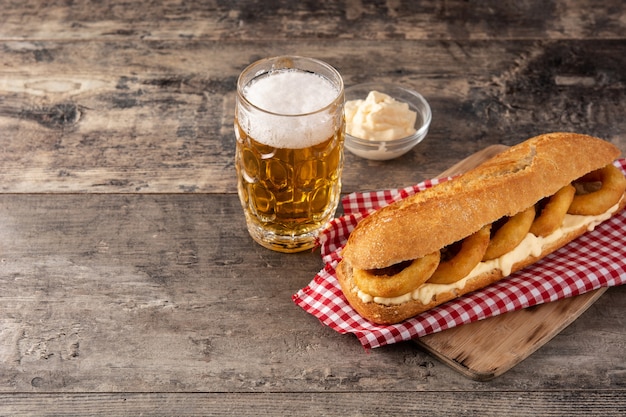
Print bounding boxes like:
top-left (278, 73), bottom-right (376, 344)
top-left (427, 224), bottom-right (491, 284)
top-left (530, 184), bottom-right (576, 237)
top-left (482, 206), bottom-right (536, 261)
top-left (568, 164), bottom-right (626, 216)
top-left (353, 164), bottom-right (626, 296)
top-left (353, 251), bottom-right (441, 298)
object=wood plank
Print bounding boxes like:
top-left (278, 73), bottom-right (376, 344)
top-left (418, 289), bottom-right (607, 381)
top-left (1, 40), bottom-right (625, 193)
top-left (0, 0), bottom-right (624, 41)
top-left (0, 193), bottom-right (624, 393)
top-left (0, 391), bottom-right (625, 417)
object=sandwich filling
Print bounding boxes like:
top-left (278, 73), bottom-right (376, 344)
top-left (355, 199), bottom-right (622, 306)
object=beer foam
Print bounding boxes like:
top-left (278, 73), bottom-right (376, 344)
top-left (242, 70), bottom-right (340, 148)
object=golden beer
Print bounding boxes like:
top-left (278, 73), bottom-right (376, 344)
top-left (235, 56), bottom-right (345, 252)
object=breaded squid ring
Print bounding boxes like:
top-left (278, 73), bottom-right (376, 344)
top-left (427, 224), bottom-right (491, 284)
top-left (482, 206), bottom-right (536, 261)
top-left (530, 185), bottom-right (576, 237)
top-left (353, 252), bottom-right (441, 298)
top-left (568, 164), bottom-right (626, 216)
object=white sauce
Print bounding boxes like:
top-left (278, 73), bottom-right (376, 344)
top-left (345, 91), bottom-right (417, 141)
top-left (355, 203), bottom-right (620, 306)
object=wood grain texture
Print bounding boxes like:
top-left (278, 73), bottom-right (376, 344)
top-left (1, 39), bottom-right (625, 193)
top-left (1, 1), bottom-right (625, 415)
top-left (0, 194), bottom-right (624, 394)
top-left (418, 289), bottom-right (608, 381)
top-left (1, 391), bottom-right (625, 416)
top-left (0, 0), bottom-right (623, 41)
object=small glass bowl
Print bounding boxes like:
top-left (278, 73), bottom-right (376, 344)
top-left (344, 82), bottom-right (432, 161)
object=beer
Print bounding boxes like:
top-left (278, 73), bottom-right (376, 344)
top-left (235, 57), bottom-right (345, 253)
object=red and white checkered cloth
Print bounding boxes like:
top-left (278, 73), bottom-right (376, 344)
top-left (293, 159), bottom-right (626, 349)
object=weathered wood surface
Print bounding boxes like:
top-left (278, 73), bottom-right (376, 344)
top-left (1, 391), bottom-right (626, 417)
top-left (1, 38), bottom-right (625, 193)
top-left (1, 1), bottom-right (625, 416)
top-left (0, 194), bottom-right (625, 391)
top-left (1, 0), bottom-right (624, 41)
top-left (0, 3), bottom-right (625, 194)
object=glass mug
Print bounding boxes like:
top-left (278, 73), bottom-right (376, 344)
top-left (235, 56), bottom-right (345, 253)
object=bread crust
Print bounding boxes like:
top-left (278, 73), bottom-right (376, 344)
top-left (336, 132), bottom-right (625, 325)
top-left (341, 133), bottom-right (621, 270)
top-left (336, 197), bottom-right (626, 325)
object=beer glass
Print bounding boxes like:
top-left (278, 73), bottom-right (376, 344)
top-left (235, 56), bottom-right (345, 253)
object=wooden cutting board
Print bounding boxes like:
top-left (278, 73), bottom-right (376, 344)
top-left (414, 145), bottom-right (607, 381)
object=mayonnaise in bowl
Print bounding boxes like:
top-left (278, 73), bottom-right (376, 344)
top-left (345, 91), bottom-right (417, 141)
top-left (344, 83), bottom-right (431, 161)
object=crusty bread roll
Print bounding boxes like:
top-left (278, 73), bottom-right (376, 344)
top-left (337, 132), bottom-right (626, 324)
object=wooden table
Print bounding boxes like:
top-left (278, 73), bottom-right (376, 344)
top-left (1, 1), bottom-right (625, 415)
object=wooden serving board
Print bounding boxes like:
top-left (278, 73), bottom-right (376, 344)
top-left (414, 145), bottom-right (607, 381)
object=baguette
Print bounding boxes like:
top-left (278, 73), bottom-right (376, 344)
top-left (336, 132), bottom-right (626, 324)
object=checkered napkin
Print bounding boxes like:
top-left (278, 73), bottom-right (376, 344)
top-left (293, 159), bottom-right (626, 349)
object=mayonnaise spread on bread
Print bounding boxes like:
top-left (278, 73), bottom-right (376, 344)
top-left (345, 91), bottom-right (417, 141)
top-left (356, 202), bottom-right (620, 306)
